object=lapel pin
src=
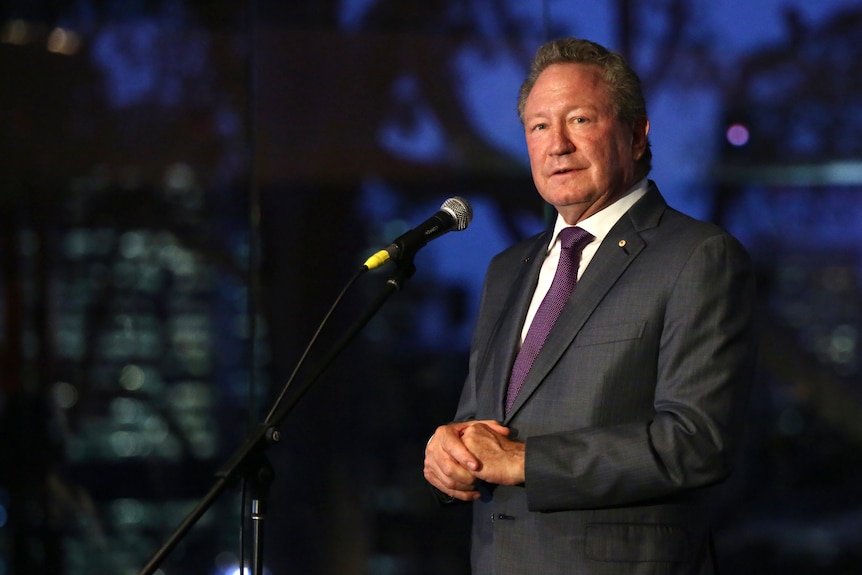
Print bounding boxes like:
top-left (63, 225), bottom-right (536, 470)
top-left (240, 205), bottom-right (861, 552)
top-left (618, 239), bottom-right (627, 248)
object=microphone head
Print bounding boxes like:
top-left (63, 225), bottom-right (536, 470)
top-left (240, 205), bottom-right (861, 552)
top-left (440, 197), bottom-right (473, 231)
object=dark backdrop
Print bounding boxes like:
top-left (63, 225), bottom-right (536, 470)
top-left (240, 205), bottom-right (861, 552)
top-left (1, 1), bottom-right (862, 574)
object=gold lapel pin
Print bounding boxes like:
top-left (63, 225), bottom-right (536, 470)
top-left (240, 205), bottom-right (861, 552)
top-left (618, 239), bottom-right (626, 248)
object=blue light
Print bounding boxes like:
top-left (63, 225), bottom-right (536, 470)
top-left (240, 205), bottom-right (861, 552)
top-left (217, 566), bottom-right (271, 575)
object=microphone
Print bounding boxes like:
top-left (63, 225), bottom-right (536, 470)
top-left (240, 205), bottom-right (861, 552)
top-left (364, 197), bottom-right (473, 270)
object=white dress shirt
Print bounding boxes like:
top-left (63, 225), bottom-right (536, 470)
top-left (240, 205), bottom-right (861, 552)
top-left (519, 179), bottom-right (649, 344)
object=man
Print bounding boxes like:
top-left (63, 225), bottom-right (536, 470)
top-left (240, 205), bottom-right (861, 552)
top-left (423, 37), bottom-right (757, 574)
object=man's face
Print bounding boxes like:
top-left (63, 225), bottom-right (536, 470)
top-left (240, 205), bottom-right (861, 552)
top-left (522, 63), bottom-right (649, 224)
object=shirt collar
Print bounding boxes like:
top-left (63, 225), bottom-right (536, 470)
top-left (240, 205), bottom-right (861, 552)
top-left (549, 178), bottom-right (649, 251)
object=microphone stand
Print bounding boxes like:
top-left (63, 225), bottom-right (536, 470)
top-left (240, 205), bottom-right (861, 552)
top-left (138, 258), bottom-right (417, 575)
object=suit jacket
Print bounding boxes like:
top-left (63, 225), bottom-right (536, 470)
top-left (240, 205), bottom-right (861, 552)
top-left (453, 183), bottom-right (758, 575)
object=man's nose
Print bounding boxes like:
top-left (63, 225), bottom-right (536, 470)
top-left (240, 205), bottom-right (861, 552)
top-left (548, 127), bottom-right (575, 155)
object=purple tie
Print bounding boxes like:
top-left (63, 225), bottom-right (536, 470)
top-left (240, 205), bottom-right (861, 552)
top-left (505, 226), bottom-right (594, 413)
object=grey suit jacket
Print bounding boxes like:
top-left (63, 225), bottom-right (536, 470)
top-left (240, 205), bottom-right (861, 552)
top-left (453, 183), bottom-right (758, 575)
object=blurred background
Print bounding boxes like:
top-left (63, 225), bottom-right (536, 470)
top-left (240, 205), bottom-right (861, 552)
top-left (1, 0), bottom-right (861, 574)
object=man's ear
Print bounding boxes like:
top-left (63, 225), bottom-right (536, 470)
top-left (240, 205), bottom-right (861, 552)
top-left (632, 116), bottom-right (650, 160)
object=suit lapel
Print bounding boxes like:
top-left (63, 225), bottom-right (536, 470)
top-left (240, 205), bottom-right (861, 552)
top-left (479, 233), bottom-right (549, 421)
top-left (503, 185), bottom-right (667, 421)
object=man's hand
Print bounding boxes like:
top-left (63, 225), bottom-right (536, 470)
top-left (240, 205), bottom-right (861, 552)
top-left (461, 422), bottom-right (526, 486)
top-left (423, 420), bottom-right (509, 501)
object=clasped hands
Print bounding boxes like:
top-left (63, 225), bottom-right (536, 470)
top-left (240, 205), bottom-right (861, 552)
top-left (423, 420), bottom-right (526, 502)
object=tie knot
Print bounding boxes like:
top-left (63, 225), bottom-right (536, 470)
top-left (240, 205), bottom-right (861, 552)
top-left (558, 226), bottom-right (594, 252)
